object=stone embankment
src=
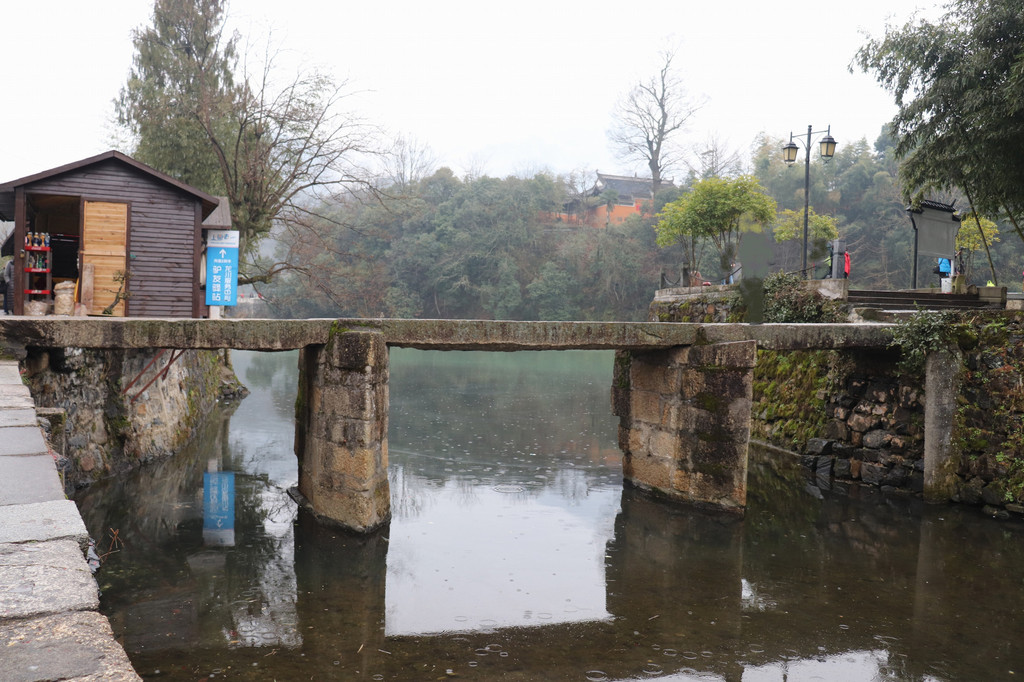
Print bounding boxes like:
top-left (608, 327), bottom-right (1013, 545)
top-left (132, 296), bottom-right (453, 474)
top-left (754, 316), bottom-right (1024, 518)
top-left (21, 347), bottom-right (239, 490)
top-left (653, 284), bottom-right (1024, 517)
top-left (753, 347), bottom-right (928, 494)
top-left (0, 359), bottom-right (139, 681)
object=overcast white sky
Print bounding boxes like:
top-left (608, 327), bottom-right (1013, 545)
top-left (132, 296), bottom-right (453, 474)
top-left (3, 0), bottom-right (941, 184)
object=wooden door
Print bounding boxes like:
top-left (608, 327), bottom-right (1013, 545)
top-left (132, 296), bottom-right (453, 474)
top-left (82, 201), bottom-right (129, 316)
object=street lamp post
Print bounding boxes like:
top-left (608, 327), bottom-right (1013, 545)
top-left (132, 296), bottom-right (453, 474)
top-left (782, 125), bottom-right (837, 278)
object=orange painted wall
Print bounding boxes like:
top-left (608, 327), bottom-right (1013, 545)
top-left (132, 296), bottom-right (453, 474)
top-left (543, 201), bottom-right (651, 228)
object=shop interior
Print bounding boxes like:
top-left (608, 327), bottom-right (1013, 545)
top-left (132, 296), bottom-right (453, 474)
top-left (2, 194), bottom-right (82, 309)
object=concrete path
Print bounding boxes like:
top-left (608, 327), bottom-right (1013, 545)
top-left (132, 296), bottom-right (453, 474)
top-left (0, 360), bottom-right (139, 681)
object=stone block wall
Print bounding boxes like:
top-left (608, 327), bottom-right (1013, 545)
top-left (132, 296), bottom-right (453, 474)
top-left (21, 347), bottom-right (231, 490)
top-left (756, 348), bottom-right (928, 496)
top-left (752, 313), bottom-right (1024, 517)
top-left (943, 314), bottom-right (1024, 516)
top-left (649, 287), bottom-right (739, 323)
top-left (649, 279), bottom-right (848, 324)
top-left (613, 341), bottom-right (756, 512)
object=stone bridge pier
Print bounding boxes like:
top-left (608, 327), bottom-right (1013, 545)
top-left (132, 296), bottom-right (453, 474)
top-left (292, 330), bottom-right (391, 532)
top-left (612, 341), bottom-right (757, 512)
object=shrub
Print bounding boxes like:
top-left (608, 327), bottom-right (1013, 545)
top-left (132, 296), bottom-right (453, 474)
top-left (761, 272), bottom-right (845, 323)
top-left (888, 307), bottom-right (955, 375)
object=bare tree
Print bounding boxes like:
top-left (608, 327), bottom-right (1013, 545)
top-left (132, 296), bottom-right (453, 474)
top-left (687, 134), bottom-right (745, 180)
top-left (563, 168), bottom-right (598, 225)
top-left (381, 134), bottom-right (438, 192)
top-left (461, 152), bottom-right (491, 182)
top-left (608, 50), bottom-right (703, 192)
top-left (206, 44), bottom-right (379, 282)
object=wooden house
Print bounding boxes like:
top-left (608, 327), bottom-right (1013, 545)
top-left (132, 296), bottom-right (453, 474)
top-left (0, 151), bottom-right (221, 317)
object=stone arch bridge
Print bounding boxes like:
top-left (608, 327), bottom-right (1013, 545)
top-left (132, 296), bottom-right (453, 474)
top-left (0, 317), bottom-right (955, 533)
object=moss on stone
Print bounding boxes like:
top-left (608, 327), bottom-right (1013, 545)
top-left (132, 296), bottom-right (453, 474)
top-left (751, 348), bottom-right (833, 452)
top-left (695, 392), bottom-right (726, 413)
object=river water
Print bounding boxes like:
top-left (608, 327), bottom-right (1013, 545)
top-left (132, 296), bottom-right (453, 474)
top-left (72, 349), bottom-right (1024, 681)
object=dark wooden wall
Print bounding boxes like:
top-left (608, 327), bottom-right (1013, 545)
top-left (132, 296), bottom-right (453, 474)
top-left (24, 158), bottom-right (198, 318)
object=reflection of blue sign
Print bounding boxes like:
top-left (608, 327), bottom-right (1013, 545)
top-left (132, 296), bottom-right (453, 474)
top-left (203, 471), bottom-right (235, 546)
top-left (206, 230), bottom-right (239, 306)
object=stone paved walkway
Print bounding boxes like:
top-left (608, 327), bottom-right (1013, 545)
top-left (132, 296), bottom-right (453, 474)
top-left (0, 360), bottom-right (139, 681)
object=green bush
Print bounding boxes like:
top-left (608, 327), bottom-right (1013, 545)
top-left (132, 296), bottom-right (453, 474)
top-left (761, 272), bottom-right (845, 323)
top-left (888, 307), bottom-right (955, 375)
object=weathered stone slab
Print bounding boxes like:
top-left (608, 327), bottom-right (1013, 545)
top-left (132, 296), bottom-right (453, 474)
top-left (861, 462), bottom-right (885, 485)
top-left (0, 316), bottom-right (895, 352)
top-left (629, 356), bottom-right (681, 395)
top-left (0, 408), bottom-right (40, 428)
top-left (0, 426), bottom-right (48, 456)
top-left (629, 390), bottom-right (664, 425)
top-left (0, 611), bottom-right (140, 682)
top-left (684, 339), bottom-right (758, 368)
top-left (0, 361), bottom-right (23, 383)
top-left (924, 348), bottom-right (961, 502)
top-left (805, 438), bottom-right (833, 456)
top-left (0, 384), bottom-right (37, 410)
top-left (0, 500), bottom-right (88, 547)
top-left (0, 539), bottom-right (98, 618)
top-left (0, 454), bottom-right (64, 505)
top-left (624, 450), bottom-right (675, 491)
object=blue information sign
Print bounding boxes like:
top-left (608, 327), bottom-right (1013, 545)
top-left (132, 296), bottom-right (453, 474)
top-left (206, 230), bottom-right (239, 306)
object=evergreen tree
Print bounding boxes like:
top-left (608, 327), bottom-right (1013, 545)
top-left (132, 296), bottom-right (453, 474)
top-left (117, 0), bottom-right (376, 282)
top-left (116, 0), bottom-right (236, 194)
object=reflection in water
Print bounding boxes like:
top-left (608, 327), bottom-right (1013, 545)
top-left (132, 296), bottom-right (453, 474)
top-left (386, 350), bottom-right (620, 636)
top-left (385, 478), bottom-right (616, 635)
top-left (202, 467), bottom-right (235, 547)
top-left (71, 349), bottom-right (1024, 680)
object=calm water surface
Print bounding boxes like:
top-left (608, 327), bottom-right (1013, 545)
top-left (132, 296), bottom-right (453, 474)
top-left (73, 349), bottom-right (1024, 681)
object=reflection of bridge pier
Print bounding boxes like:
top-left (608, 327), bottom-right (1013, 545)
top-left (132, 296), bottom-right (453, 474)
top-left (606, 486), bottom-right (747, 681)
top-left (292, 510), bottom-right (389, 674)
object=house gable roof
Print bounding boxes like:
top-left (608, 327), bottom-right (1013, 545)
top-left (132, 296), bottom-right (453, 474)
top-left (202, 196), bottom-right (233, 228)
top-left (0, 150), bottom-right (220, 221)
top-left (592, 172), bottom-right (672, 201)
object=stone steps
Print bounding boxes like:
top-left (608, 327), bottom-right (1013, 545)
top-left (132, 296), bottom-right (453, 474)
top-left (0, 360), bottom-right (140, 681)
top-left (847, 290), bottom-right (997, 310)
